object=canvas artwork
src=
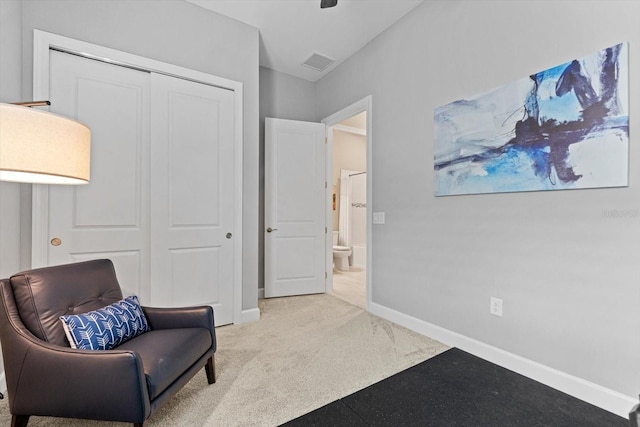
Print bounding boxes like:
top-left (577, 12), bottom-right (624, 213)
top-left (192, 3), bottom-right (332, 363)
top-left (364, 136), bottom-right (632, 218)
top-left (434, 43), bottom-right (629, 196)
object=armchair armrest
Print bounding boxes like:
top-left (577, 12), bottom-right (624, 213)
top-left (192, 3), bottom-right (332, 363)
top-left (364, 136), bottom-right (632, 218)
top-left (142, 305), bottom-right (216, 351)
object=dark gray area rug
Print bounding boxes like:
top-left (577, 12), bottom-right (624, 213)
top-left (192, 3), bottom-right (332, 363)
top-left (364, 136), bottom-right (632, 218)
top-left (282, 348), bottom-right (627, 427)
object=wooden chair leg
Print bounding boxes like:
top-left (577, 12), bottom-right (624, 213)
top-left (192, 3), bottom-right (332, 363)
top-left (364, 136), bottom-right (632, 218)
top-left (205, 355), bottom-right (216, 384)
top-left (11, 415), bottom-right (29, 427)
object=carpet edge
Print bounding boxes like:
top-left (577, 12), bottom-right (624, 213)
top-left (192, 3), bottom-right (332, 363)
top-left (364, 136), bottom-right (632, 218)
top-left (369, 301), bottom-right (635, 418)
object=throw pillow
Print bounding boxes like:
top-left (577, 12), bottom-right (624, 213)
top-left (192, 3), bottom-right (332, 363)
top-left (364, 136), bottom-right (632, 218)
top-left (60, 295), bottom-right (150, 350)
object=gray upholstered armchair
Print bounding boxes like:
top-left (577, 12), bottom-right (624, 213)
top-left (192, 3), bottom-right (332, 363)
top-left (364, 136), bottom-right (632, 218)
top-left (0, 259), bottom-right (216, 427)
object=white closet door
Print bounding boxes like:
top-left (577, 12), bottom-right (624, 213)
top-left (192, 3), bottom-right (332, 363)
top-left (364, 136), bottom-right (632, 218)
top-left (150, 73), bottom-right (235, 324)
top-left (42, 50), bottom-right (236, 325)
top-left (47, 50), bottom-right (151, 299)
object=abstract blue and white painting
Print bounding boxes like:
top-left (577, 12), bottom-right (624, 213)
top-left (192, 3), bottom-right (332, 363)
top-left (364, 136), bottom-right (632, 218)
top-left (434, 43), bottom-right (629, 196)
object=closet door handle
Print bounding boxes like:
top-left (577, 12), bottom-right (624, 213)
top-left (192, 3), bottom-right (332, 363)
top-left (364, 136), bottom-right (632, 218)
top-left (266, 227), bottom-right (278, 233)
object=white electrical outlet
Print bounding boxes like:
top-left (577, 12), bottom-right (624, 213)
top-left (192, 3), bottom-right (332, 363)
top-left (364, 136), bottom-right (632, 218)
top-left (490, 297), bottom-right (503, 317)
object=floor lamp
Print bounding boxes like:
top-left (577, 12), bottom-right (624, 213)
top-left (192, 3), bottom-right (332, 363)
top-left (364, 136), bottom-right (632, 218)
top-left (0, 102), bottom-right (91, 185)
top-left (0, 101), bottom-right (91, 399)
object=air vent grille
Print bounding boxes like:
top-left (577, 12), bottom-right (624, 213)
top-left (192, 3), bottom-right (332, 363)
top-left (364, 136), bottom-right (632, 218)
top-left (302, 53), bottom-right (335, 72)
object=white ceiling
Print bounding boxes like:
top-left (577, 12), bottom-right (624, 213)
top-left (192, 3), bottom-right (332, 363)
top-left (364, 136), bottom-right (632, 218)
top-left (186, 0), bottom-right (425, 82)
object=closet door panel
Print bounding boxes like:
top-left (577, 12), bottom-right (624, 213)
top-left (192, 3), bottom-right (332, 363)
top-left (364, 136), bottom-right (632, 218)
top-left (37, 49), bottom-right (236, 325)
top-left (169, 247), bottom-right (220, 306)
top-left (46, 50), bottom-right (150, 299)
top-left (150, 73), bottom-right (235, 325)
top-left (168, 93), bottom-right (221, 226)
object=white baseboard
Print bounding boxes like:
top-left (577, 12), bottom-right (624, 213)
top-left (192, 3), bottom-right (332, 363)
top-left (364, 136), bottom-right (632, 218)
top-left (240, 307), bottom-right (260, 324)
top-left (369, 301), bottom-right (635, 419)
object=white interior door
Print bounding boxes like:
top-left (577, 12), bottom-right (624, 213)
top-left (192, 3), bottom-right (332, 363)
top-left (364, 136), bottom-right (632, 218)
top-left (46, 50), bottom-right (151, 299)
top-left (265, 118), bottom-right (326, 298)
top-left (150, 73), bottom-right (235, 324)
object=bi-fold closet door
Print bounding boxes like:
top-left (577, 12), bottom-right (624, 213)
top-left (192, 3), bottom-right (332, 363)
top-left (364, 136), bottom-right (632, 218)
top-left (44, 50), bottom-right (235, 325)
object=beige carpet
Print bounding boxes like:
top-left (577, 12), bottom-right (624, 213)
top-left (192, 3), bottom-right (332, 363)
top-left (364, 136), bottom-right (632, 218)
top-left (0, 294), bottom-right (448, 426)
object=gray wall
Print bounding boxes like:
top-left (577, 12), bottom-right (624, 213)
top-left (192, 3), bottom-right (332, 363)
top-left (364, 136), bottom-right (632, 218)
top-left (0, 0), bottom-right (24, 279)
top-left (316, 0), bottom-right (640, 397)
top-left (1, 0), bottom-right (260, 311)
top-left (259, 66), bottom-right (318, 292)
top-left (0, 0), bottom-right (24, 387)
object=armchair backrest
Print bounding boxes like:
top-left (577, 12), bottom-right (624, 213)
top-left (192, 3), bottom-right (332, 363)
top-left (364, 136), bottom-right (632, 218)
top-left (8, 259), bottom-right (123, 347)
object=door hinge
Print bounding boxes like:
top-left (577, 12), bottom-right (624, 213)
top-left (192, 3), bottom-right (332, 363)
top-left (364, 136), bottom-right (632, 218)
top-left (325, 181), bottom-right (327, 189)
top-left (324, 137), bottom-right (327, 144)
top-left (325, 227), bottom-right (327, 234)
top-left (325, 272), bottom-right (328, 279)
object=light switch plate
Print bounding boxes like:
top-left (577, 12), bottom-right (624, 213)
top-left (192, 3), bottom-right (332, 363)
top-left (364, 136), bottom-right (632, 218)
top-left (373, 212), bottom-right (385, 224)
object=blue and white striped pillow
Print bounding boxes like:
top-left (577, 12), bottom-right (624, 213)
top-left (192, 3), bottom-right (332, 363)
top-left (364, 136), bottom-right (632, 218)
top-left (60, 295), bottom-right (150, 350)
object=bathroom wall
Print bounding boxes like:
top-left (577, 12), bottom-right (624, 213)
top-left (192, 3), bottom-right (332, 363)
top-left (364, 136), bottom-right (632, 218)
top-left (332, 129), bottom-right (366, 230)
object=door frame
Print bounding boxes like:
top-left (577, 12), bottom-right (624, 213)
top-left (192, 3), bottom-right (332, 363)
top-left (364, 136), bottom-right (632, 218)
top-left (31, 30), bottom-right (244, 324)
top-left (322, 96), bottom-right (372, 310)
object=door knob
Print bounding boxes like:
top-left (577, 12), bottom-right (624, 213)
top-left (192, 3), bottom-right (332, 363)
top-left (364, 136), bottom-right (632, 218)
top-left (226, 233), bottom-right (232, 239)
top-left (266, 227), bottom-right (278, 233)
top-left (50, 238), bottom-right (62, 246)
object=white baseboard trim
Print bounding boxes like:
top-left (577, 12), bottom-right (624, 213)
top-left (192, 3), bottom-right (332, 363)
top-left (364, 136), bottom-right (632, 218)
top-left (369, 301), bottom-right (635, 419)
top-left (240, 307), bottom-right (260, 324)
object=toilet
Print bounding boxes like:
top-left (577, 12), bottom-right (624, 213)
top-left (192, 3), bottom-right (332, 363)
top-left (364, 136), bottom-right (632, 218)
top-left (332, 231), bottom-right (351, 272)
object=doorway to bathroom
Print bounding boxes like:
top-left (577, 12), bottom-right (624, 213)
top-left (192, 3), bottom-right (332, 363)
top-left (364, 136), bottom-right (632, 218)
top-left (323, 97), bottom-right (372, 310)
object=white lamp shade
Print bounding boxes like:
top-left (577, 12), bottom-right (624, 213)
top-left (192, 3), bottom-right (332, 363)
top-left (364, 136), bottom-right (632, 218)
top-left (0, 103), bottom-right (91, 185)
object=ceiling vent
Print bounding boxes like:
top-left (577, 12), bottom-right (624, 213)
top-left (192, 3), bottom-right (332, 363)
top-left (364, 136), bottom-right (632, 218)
top-left (302, 53), bottom-right (335, 72)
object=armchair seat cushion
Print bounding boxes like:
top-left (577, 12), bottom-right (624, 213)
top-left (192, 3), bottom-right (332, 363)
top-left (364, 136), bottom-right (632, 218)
top-left (117, 328), bottom-right (212, 400)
